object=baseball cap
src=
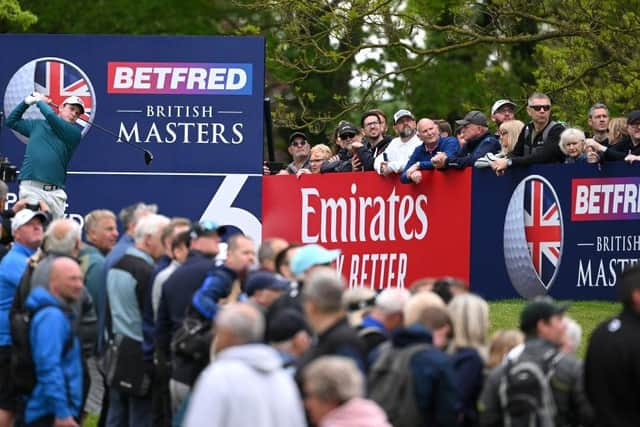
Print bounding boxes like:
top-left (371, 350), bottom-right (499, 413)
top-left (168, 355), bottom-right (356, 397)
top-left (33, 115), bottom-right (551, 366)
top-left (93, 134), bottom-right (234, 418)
top-left (337, 122), bottom-right (358, 137)
top-left (266, 308), bottom-right (310, 343)
top-left (244, 271), bottom-right (289, 296)
top-left (491, 99), bottom-right (516, 115)
top-left (189, 220), bottom-right (221, 240)
top-left (290, 244), bottom-right (341, 277)
top-left (289, 131), bottom-right (308, 144)
top-left (11, 209), bottom-right (48, 234)
top-left (519, 296), bottom-right (568, 334)
top-left (393, 109), bottom-right (415, 124)
top-left (626, 110), bottom-right (640, 125)
top-left (62, 96), bottom-right (85, 114)
top-left (456, 110), bottom-right (488, 127)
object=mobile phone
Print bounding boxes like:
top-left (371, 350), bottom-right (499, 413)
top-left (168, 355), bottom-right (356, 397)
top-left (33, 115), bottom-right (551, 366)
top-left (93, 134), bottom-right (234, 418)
top-left (266, 161), bottom-right (285, 174)
top-left (383, 152), bottom-right (389, 162)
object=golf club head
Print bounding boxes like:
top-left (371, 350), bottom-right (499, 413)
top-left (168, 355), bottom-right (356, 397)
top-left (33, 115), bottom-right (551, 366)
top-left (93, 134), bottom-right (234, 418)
top-left (143, 150), bottom-right (154, 165)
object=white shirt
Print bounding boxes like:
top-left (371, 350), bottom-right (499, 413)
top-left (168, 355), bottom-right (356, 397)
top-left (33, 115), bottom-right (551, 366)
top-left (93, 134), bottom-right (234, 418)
top-left (374, 134), bottom-right (422, 174)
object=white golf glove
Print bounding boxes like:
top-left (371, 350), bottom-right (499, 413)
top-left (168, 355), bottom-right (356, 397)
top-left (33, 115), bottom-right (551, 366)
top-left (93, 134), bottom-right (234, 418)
top-left (24, 92), bottom-right (39, 105)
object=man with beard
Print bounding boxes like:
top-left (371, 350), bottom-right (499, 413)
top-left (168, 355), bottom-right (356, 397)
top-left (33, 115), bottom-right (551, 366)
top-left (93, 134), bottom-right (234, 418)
top-left (374, 109), bottom-right (421, 177)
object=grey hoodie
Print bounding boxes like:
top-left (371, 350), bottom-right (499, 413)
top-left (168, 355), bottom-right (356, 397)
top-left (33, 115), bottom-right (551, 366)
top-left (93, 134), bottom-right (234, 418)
top-left (184, 343), bottom-right (306, 427)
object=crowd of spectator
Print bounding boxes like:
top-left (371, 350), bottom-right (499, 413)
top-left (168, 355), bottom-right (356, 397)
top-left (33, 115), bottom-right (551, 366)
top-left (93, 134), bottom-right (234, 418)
top-left (0, 198), bottom-right (637, 426)
top-left (265, 93), bottom-right (640, 179)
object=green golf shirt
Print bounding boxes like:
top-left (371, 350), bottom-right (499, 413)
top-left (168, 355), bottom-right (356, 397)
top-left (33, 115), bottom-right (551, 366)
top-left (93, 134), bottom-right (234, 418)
top-left (6, 100), bottom-right (81, 188)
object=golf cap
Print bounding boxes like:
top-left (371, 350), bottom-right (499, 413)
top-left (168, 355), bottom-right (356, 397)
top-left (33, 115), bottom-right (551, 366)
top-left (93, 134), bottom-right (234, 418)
top-left (393, 109), bottom-right (415, 124)
top-left (12, 209), bottom-right (48, 234)
top-left (337, 122), bottom-right (358, 137)
top-left (626, 110), bottom-right (640, 125)
top-left (519, 296), bottom-right (568, 334)
top-left (189, 220), bottom-right (221, 240)
top-left (456, 110), bottom-right (488, 127)
top-left (491, 99), bottom-right (516, 115)
top-left (244, 271), bottom-right (289, 296)
top-left (289, 131), bottom-right (308, 144)
top-left (290, 244), bottom-right (341, 277)
top-left (62, 96), bottom-right (85, 114)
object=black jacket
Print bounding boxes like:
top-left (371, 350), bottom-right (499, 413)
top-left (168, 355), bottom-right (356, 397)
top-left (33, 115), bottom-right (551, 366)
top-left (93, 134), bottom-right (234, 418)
top-left (511, 121), bottom-right (566, 166)
top-left (603, 135), bottom-right (640, 161)
top-left (585, 308), bottom-right (640, 427)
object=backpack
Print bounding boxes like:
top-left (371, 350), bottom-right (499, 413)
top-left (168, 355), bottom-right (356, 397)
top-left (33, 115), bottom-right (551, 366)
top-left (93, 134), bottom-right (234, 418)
top-left (9, 262), bottom-right (73, 395)
top-left (522, 121), bottom-right (559, 156)
top-left (498, 348), bottom-right (565, 427)
top-left (367, 342), bottom-right (429, 427)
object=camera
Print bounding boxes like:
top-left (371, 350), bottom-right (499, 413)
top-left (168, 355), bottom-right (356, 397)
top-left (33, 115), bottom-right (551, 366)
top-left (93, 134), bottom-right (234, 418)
top-left (0, 157), bottom-right (17, 183)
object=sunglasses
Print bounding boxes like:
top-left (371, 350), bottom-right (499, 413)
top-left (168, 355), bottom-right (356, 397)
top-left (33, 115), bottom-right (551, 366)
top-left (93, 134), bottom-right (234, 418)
top-left (290, 140), bottom-right (308, 147)
top-left (340, 133), bottom-right (356, 139)
top-left (529, 105), bottom-right (551, 112)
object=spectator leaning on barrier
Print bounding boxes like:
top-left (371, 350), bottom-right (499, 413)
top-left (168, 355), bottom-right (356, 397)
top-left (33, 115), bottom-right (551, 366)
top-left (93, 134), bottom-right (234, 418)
top-left (491, 92), bottom-right (566, 174)
top-left (432, 110), bottom-right (500, 169)
top-left (559, 128), bottom-right (589, 164)
top-left (490, 99), bottom-right (516, 130)
top-left (586, 109), bottom-right (640, 164)
top-left (374, 109), bottom-right (421, 176)
top-left (321, 123), bottom-right (361, 173)
top-left (285, 132), bottom-right (311, 174)
top-left (6, 93), bottom-right (85, 219)
top-left (585, 264), bottom-right (640, 427)
top-left (474, 119), bottom-right (525, 168)
top-left (400, 118), bottom-right (459, 184)
top-left (354, 111), bottom-right (393, 171)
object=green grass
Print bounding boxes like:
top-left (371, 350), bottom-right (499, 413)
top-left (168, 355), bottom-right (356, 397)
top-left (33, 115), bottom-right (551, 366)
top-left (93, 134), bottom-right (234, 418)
top-left (488, 299), bottom-right (620, 358)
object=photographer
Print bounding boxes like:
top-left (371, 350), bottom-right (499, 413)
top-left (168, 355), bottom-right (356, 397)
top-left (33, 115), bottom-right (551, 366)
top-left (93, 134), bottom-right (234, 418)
top-left (6, 92), bottom-right (85, 219)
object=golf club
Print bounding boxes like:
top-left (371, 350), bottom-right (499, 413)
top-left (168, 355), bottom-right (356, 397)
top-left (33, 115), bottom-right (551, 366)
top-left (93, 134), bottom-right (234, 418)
top-left (51, 102), bottom-right (154, 165)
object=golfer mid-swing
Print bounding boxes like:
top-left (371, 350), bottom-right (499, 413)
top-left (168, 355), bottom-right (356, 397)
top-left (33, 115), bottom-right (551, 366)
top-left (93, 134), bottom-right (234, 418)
top-left (6, 92), bottom-right (85, 218)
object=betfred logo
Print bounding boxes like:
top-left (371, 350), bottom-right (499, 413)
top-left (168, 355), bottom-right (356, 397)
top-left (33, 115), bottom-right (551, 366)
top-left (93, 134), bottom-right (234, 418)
top-left (571, 177), bottom-right (640, 221)
top-left (107, 62), bottom-right (252, 95)
top-left (503, 175), bottom-right (564, 299)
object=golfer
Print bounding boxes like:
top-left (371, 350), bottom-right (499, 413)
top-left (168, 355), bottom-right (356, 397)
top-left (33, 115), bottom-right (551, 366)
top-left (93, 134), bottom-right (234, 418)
top-left (6, 92), bottom-right (85, 218)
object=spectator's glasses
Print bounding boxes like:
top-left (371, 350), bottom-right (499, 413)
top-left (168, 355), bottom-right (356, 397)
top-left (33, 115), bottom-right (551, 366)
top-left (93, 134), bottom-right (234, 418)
top-left (290, 140), bottom-right (308, 147)
top-left (364, 121), bottom-right (381, 127)
top-left (529, 105), bottom-right (551, 112)
top-left (340, 133), bottom-right (356, 139)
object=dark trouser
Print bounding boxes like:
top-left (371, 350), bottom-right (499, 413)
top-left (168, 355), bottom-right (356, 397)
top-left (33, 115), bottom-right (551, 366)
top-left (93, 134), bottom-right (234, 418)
top-left (23, 414), bottom-right (54, 427)
top-left (151, 363), bottom-right (172, 427)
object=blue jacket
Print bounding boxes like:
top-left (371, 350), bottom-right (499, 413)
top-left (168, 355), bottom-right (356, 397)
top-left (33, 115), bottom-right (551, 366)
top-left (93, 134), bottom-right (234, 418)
top-left (446, 132), bottom-right (500, 169)
top-left (191, 265), bottom-right (238, 320)
top-left (0, 242), bottom-right (36, 345)
top-left (104, 234), bottom-right (134, 274)
top-left (24, 287), bottom-right (82, 423)
top-left (400, 137), bottom-right (459, 183)
top-left (390, 323), bottom-right (460, 426)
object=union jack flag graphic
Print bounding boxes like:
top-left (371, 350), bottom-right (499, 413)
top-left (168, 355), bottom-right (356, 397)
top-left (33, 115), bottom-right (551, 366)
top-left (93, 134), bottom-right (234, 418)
top-left (524, 179), bottom-right (562, 286)
top-left (34, 59), bottom-right (94, 127)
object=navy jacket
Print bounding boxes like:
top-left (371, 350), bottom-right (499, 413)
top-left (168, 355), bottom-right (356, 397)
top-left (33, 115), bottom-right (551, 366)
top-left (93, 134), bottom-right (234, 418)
top-left (446, 132), bottom-right (500, 169)
top-left (400, 137), bottom-right (459, 183)
top-left (155, 251), bottom-right (215, 356)
top-left (451, 347), bottom-right (484, 427)
top-left (387, 323), bottom-right (460, 426)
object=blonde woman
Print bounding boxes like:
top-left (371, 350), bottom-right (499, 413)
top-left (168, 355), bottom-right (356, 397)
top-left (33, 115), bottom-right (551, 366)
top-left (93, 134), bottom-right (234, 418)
top-left (448, 293), bottom-right (490, 427)
top-left (297, 143), bottom-right (332, 176)
top-left (474, 120), bottom-right (524, 167)
top-left (608, 116), bottom-right (627, 145)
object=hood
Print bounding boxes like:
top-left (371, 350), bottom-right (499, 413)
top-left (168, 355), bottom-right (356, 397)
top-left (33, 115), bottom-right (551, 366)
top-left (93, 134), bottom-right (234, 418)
top-left (320, 398), bottom-right (391, 427)
top-left (216, 343), bottom-right (283, 374)
top-left (391, 323), bottom-right (433, 348)
top-left (25, 286), bottom-right (62, 311)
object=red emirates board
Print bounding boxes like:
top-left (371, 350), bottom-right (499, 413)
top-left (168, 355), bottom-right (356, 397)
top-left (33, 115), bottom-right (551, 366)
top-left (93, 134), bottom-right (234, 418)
top-left (262, 170), bottom-right (472, 288)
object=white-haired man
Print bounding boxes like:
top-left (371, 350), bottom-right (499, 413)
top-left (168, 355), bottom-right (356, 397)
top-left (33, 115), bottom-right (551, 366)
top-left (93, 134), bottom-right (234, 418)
top-left (6, 93), bottom-right (86, 218)
top-left (105, 213), bottom-right (170, 427)
top-left (359, 288), bottom-right (411, 354)
top-left (184, 303), bottom-right (306, 427)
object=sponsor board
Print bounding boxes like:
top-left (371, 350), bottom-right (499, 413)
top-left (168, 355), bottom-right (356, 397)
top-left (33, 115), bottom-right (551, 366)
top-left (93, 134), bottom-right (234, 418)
top-left (0, 34), bottom-right (264, 243)
top-left (262, 170), bottom-right (472, 288)
top-left (471, 163), bottom-right (640, 300)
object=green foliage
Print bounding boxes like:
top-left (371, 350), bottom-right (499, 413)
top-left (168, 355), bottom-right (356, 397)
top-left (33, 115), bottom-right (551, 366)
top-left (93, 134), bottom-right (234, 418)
top-left (0, 0), bottom-right (37, 31)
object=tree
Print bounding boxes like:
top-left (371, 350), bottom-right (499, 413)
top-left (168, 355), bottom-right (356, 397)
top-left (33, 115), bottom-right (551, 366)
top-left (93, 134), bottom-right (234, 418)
top-left (0, 0), bottom-right (37, 32)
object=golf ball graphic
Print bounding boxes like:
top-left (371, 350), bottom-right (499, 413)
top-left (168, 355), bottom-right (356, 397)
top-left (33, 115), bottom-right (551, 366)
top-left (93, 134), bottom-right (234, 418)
top-left (3, 57), bottom-right (96, 143)
top-left (503, 175), bottom-right (564, 299)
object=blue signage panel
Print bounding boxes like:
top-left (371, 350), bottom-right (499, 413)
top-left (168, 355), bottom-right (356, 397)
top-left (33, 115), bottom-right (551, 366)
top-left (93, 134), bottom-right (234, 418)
top-left (470, 163), bottom-right (640, 301)
top-left (0, 34), bottom-right (264, 242)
